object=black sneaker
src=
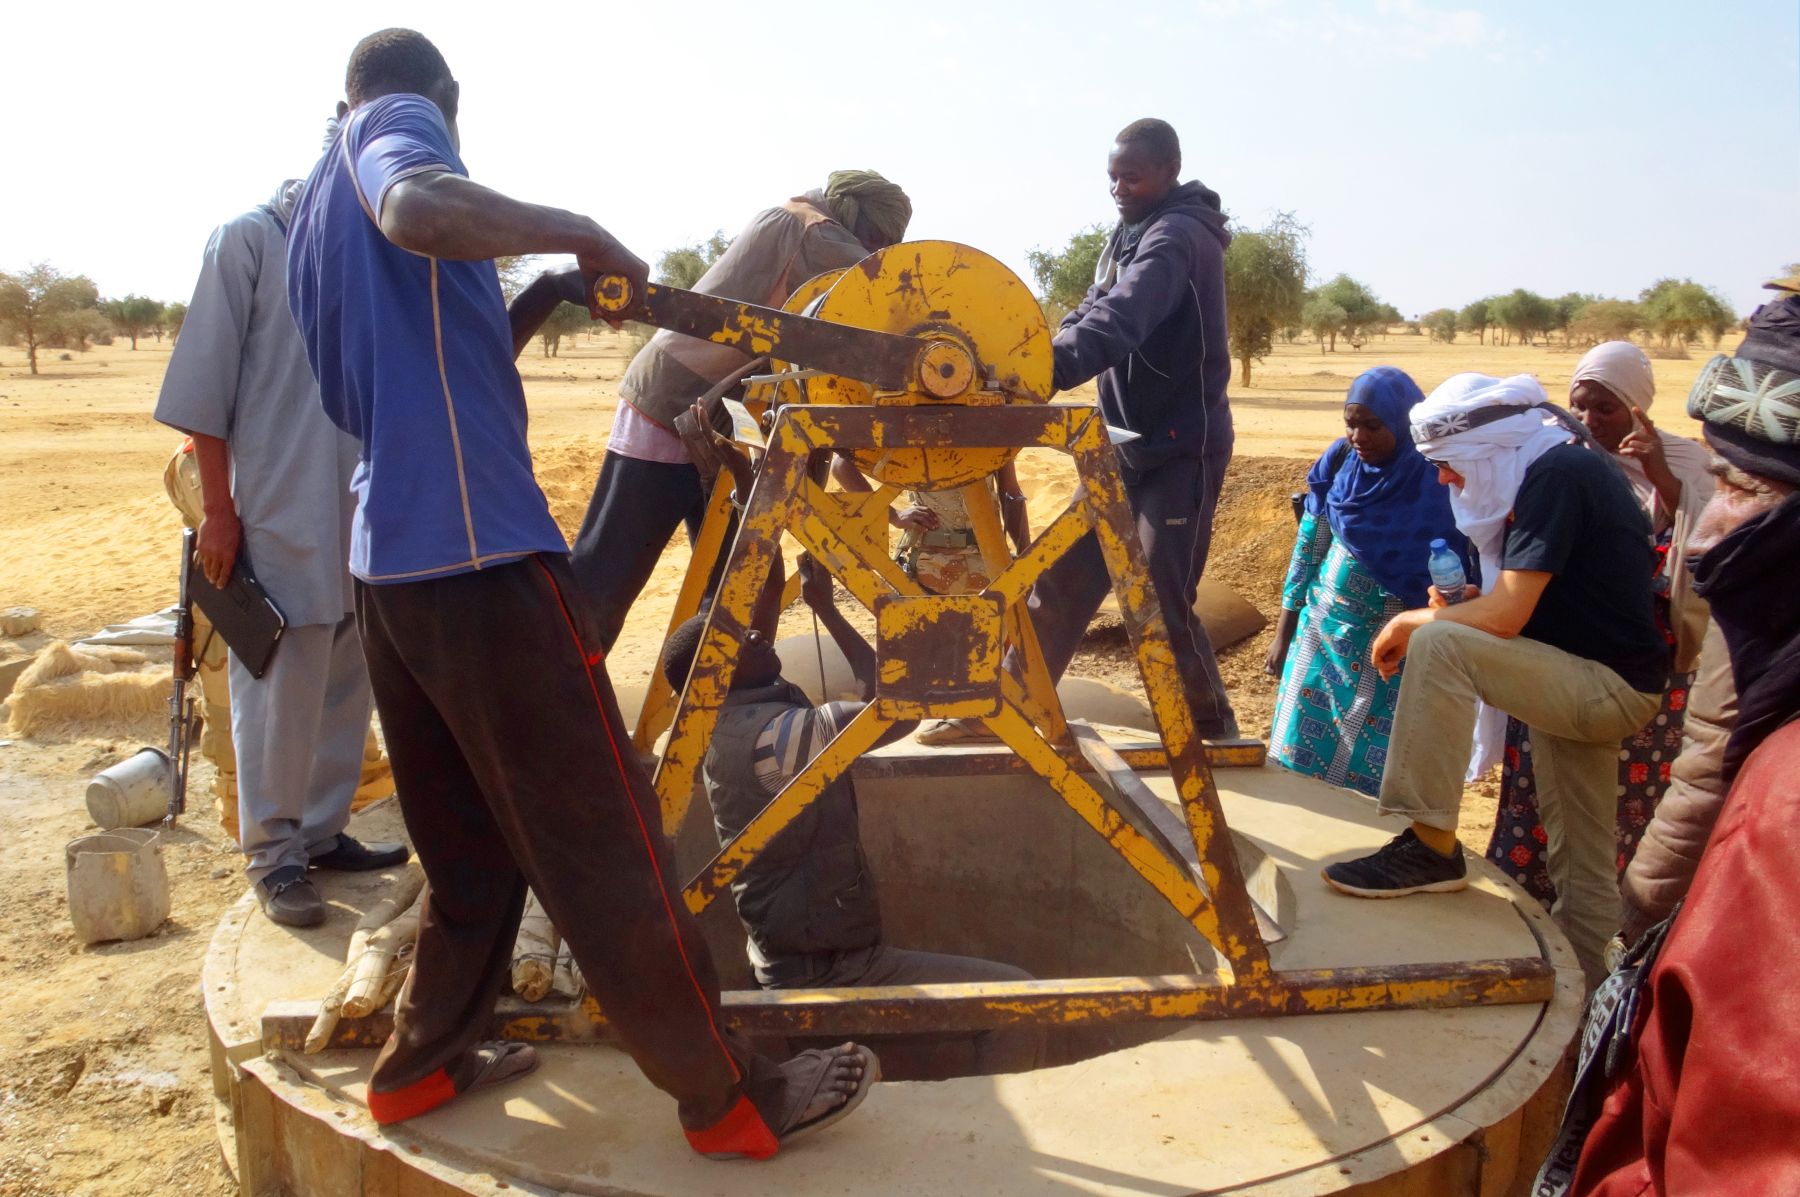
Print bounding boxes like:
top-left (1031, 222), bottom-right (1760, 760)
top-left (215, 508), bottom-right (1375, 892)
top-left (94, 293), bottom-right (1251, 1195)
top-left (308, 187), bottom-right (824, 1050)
top-left (1322, 829), bottom-right (1467, 898)
top-left (258, 865), bottom-right (327, 928)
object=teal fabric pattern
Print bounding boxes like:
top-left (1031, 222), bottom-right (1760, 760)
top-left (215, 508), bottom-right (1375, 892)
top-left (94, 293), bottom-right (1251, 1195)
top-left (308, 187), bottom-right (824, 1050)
top-left (1269, 511), bottom-right (1407, 797)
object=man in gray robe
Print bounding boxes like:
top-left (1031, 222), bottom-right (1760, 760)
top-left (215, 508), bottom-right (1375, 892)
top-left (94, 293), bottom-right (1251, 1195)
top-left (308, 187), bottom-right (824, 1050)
top-left (155, 176), bottom-right (407, 928)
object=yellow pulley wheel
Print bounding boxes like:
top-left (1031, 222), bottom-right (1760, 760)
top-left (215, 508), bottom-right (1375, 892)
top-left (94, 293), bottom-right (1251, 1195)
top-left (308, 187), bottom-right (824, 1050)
top-left (804, 241), bottom-right (1051, 492)
top-left (743, 267), bottom-right (846, 425)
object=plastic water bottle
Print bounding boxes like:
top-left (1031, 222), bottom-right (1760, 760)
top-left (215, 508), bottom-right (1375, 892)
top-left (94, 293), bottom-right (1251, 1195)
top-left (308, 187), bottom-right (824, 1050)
top-left (1427, 538), bottom-right (1467, 603)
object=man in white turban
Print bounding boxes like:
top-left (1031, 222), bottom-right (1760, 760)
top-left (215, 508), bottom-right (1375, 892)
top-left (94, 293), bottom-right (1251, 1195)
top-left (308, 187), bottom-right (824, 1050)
top-left (1322, 373), bottom-right (1669, 985)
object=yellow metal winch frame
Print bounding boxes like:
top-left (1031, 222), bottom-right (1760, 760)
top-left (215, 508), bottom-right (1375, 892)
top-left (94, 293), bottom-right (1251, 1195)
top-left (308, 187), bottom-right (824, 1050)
top-left (268, 245), bottom-right (1555, 1057)
top-left (635, 398), bottom-right (1553, 1034)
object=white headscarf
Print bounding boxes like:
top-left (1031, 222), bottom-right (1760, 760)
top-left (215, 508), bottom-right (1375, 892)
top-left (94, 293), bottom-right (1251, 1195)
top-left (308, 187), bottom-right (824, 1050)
top-left (1570, 341), bottom-right (1714, 526)
top-left (1410, 372), bottom-right (1580, 779)
top-left (1411, 373), bottom-right (1578, 583)
top-left (1572, 341), bottom-right (1654, 411)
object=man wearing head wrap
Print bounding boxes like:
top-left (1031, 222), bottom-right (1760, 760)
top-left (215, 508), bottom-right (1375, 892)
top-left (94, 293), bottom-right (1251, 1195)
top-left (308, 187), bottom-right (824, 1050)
top-left (511, 172), bottom-right (910, 652)
top-left (1555, 291), bottom-right (1800, 1196)
top-left (1322, 372), bottom-right (1668, 986)
top-left (1485, 343), bottom-right (1716, 910)
top-left (922, 116), bottom-right (1240, 746)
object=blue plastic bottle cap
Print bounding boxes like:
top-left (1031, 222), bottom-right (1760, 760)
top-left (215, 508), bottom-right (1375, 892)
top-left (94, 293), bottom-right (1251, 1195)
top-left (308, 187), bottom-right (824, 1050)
top-left (1429, 538), bottom-right (1447, 551)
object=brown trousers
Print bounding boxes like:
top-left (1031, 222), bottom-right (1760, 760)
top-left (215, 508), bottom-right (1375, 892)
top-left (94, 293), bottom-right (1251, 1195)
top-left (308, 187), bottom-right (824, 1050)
top-left (355, 554), bottom-right (785, 1129)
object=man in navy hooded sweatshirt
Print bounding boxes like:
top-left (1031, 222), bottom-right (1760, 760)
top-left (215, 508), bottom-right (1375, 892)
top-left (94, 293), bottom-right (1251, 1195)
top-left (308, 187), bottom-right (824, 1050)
top-left (923, 117), bottom-right (1239, 743)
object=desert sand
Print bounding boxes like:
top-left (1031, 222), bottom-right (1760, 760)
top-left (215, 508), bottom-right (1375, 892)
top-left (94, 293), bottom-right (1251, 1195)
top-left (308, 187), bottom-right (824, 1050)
top-left (0, 329), bottom-right (1726, 1194)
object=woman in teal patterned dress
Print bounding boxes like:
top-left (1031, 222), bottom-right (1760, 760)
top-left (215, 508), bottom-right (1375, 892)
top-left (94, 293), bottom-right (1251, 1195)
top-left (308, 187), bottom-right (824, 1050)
top-left (1265, 367), bottom-right (1470, 797)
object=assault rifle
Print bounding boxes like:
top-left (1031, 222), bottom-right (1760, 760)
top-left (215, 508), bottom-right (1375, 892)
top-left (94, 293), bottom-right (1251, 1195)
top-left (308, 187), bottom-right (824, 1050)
top-left (166, 528), bottom-right (199, 825)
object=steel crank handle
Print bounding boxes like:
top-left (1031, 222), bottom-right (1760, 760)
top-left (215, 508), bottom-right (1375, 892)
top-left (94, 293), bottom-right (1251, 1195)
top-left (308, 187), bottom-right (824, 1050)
top-left (592, 274), bottom-right (641, 319)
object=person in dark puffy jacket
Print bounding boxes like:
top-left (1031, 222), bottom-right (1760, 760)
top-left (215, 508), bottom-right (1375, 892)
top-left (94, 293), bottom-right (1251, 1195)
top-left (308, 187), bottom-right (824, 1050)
top-left (921, 117), bottom-right (1240, 745)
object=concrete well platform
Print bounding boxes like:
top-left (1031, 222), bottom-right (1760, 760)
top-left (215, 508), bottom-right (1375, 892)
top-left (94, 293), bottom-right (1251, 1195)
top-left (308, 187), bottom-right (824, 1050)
top-left (205, 737), bottom-right (1582, 1196)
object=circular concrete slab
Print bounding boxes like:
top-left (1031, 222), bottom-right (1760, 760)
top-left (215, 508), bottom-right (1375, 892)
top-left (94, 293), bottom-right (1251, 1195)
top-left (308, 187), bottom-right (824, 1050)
top-left (207, 757), bottom-right (1582, 1196)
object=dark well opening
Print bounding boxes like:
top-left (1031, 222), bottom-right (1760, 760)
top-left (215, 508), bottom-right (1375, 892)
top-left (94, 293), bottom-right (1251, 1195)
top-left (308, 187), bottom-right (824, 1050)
top-left (669, 760), bottom-right (1291, 1082)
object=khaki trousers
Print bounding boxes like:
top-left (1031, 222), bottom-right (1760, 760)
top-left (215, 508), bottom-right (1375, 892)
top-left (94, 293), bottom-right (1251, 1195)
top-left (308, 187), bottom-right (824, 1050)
top-left (1377, 622), bottom-right (1660, 985)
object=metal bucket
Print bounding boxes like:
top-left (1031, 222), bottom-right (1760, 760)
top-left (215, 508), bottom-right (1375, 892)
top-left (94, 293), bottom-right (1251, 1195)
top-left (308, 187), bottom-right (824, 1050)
top-left (85, 747), bottom-right (170, 830)
top-left (65, 827), bottom-right (171, 945)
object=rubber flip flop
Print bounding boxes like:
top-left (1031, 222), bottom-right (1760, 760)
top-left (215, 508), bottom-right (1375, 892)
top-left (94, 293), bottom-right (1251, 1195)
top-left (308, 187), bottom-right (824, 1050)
top-left (690, 1044), bottom-right (880, 1160)
top-left (465, 1041), bottom-right (539, 1092)
top-left (366, 1041), bottom-right (538, 1125)
top-left (772, 1044), bottom-right (881, 1148)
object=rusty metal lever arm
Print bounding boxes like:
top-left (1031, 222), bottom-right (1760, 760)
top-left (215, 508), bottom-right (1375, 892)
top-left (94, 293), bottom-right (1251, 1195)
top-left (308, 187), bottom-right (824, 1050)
top-left (592, 274), bottom-right (968, 397)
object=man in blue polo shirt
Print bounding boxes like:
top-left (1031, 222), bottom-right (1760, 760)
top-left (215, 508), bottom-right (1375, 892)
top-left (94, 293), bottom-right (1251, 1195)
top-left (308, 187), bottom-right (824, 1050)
top-left (286, 27), bottom-right (876, 1160)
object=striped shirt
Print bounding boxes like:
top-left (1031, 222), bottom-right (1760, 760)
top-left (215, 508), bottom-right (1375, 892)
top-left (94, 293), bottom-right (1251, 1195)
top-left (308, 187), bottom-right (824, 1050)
top-left (750, 701), bottom-right (861, 794)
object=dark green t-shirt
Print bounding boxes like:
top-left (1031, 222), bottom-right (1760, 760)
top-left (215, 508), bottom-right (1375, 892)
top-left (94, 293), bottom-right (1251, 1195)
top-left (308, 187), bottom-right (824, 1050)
top-left (1504, 444), bottom-right (1670, 694)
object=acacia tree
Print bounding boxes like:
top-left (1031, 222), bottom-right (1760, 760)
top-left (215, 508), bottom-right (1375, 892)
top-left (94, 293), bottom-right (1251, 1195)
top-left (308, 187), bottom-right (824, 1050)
top-left (1372, 302), bottom-right (1402, 339)
top-left (1567, 299), bottom-right (1644, 346)
top-left (1551, 293), bottom-right (1593, 346)
top-left (494, 255), bottom-right (535, 303)
top-left (1490, 288), bottom-right (1554, 346)
top-left (1298, 275), bottom-right (1383, 351)
top-left (104, 294), bottom-right (165, 350)
top-left (657, 231), bottom-right (732, 290)
top-left (1316, 274), bottom-right (1386, 349)
top-left (1302, 294), bottom-right (1346, 349)
top-left (537, 302), bottom-right (591, 357)
top-left (1640, 278), bottom-right (1735, 347)
top-left (1421, 308), bottom-right (1458, 343)
top-left (1026, 225), bottom-right (1108, 322)
top-left (1221, 212), bottom-right (1308, 386)
top-left (1459, 298), bottom-right (1492, 344)
top-left (0, 264), bottom-right (101, 374)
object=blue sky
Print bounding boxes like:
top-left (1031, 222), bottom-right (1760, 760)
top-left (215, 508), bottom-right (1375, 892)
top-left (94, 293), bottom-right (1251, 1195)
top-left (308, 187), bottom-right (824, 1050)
top-left (4, 0), bottom-right (1794, 317)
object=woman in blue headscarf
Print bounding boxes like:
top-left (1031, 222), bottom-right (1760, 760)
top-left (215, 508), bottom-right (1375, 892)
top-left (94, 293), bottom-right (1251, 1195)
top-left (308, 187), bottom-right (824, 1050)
top-left (1265, 367), bottom-right (1470, 797)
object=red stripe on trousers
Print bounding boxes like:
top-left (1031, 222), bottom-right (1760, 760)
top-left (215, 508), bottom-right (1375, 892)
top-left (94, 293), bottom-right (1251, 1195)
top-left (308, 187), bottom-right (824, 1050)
top-left (531, 558), bottom-right (744, 1083)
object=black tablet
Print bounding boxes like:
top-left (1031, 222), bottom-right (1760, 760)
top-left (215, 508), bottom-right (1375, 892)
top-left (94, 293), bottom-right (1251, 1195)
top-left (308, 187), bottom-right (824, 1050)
top-left (187, 548), bottom-right (286, 679)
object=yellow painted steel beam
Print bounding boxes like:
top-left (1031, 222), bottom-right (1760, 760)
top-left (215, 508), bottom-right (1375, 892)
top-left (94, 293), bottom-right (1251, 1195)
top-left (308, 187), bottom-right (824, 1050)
top-left (982, 699), bottom-right (1236, 965)
top-left (633, 478), bottom-right (737, 753)
top-left (653, 416), bottom-right (820, 834)
top-left (960, 478), bottom-right (1066, 740)
top-left (985, 502), bottom-right (1095, 607)
top-left (262, 956), bottom-right (1556, 1051)
top-left (787, 476), bottom-right (920, 610)
top-left (683, 702), bottom-right (892, 915)
top-left (1070, 426), bottom-right (1272, 978)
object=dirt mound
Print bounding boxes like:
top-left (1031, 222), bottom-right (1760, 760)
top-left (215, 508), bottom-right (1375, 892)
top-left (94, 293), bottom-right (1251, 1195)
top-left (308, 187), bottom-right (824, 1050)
top-left (1209, 455), bottom-right (1311, 603)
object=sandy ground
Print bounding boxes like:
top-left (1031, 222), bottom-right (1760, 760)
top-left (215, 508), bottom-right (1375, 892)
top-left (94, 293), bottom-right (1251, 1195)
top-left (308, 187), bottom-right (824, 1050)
top-left (0, 330), bottom-right (1725, 1194)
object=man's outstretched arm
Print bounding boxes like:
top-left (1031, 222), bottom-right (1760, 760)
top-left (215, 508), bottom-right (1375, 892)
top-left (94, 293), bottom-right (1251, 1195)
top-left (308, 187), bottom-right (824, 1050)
top-left (1051, 224), bottom-right (1190, 392)
top-left (506, 267), bottom-right (588, 359)
top-left (380, 172), bottom-right (647, 321)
